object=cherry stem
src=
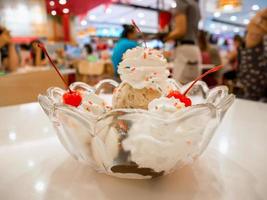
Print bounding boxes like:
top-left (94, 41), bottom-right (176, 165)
top-left (131, 19), bottom-right (147, 48)
top-left (183, 65), bottom-right (223, 96)
top-left (37, 43), bottom-right (71, 93)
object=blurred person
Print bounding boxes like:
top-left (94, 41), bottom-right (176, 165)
top-left (222, 34), bottom-right (244, 86)
top-left (84, 43), bottom-right (93, 55)
top-left (112, 24), bottom-right (138, 77)
top-left (198, 30), bottom-right (221, 65)
top-left (0, 26), bottom-right (19, 72)
top-left (54, 48), bottom-right (66, 67)
top-left (30, 40), bottom-right (46, 66)
top-left (165, 0), bottom-right (201, 84)
top-left (19, 44), bottom-right (31, 67)
top-left (82, 43), bottom-right (98, 62)
top-left (245, 8), bottom-right (267, 48)
top-left (227, 35), bottom-right (243, 69)
top-left (236, 8), bottom-right (267, 101)
top-left (222, 39), bottom-right (230, 51)
top-left (208, 34), bottom-right (218, 45)
top-left (198, 30), bottom-right (221, 86)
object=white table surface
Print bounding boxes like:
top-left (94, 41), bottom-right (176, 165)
top-left (0, 99), bottom-right (267, 200)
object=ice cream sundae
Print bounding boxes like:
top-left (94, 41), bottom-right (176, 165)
top-left (38, 24), bottom-right (233, 179)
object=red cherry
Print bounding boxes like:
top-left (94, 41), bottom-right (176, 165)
top-left (38, 43), bottom-right (83, 107)
top-left (167, 90), bottom-right (183, 99)
top-left (63, 91), bottom-right (82, 107)
top-left (167, 91), bottom-right (192, 107)
top-left (166, 65), bottom-right (224, 108)
top-left (180, 96), bottom-right (192, 107)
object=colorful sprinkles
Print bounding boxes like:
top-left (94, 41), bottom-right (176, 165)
top-left (131, 67), bottom-right (136, 72)
top-left (144, 52), bottom-right (147, 59)
top-left (186, 140), bottom-right (192, 145)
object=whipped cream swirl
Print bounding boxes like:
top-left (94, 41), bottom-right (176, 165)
top-left (81, 93), bottom-right (111, 116)
top-left (148, 97), bottom-right (185, 116)
top-left (118, 47), bottom-right (170, 91)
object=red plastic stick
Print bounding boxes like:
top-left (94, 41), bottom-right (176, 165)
top-left (38, 43), bottom-right (71, 92)
top-left (131, 19), bottom-right (147, 48)
top-left (183, 65), bottom-right (223, 96)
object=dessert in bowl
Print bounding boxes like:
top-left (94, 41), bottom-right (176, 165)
top-left (38, 45), bottom-right (234, 179)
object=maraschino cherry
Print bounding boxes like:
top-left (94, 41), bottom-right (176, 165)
top-left (62, 91), bottom-right (82, 107)
top-left (167, 91), bottom-right (192, 107)
top-left (167, 65), bottom-right (223, 107)
top-left (38, 43), bottom-right (82, 107)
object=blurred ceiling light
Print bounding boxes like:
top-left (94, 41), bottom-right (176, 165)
top-left (140, 20), bottom-right (146, 25)
top-left (49, 1), bottom-right (55, 6)
top-left (59, 0), bottom-right (67, 5)
top-left (214, 12), bottom-right (221, 18)
top-left (209, 23), bottom-right (216, 29)
top-left (62, 8), bottom-right (69, 14)
top-left (9, 131), bottom-right (16, 141)
top-left (223, 4), bottom-right (234, 11)
top-left (28, 160), bottom-right (35, 168)
top-left (120, 18), bottom-right (125, 23)
top-left (251, 4), bottom-right (260, 11)
top-left (81, 20), bottom-right (87, 26)
top-left (234, 27), bottom-right (239, 33)
top-left (219, 137), bottom-right (229, 155)
top-left (218, 0), bottom-right (241, 12)
top-left (138, 12), bottom-right (144, 18)
top-left (51, 10), bottom-right (57, 15)
top-left (102, 29), bottom-right (109, 35)
top-left (89, 14), bottom-right (96, 20)
top-left (230, 15), bottom-right (237, 21)
top-left (243, 19), bottom-right (249, 24)
top-left (105, 8), bottom-right (112, 14)
top-left (17, 4), bottom-right (27, 11)
top-left (222, 25), bottom-right (228, 31)
top-left (35, 181), bottom-right (45, 192)
top-left (171, 2), bottom-right (177, 8)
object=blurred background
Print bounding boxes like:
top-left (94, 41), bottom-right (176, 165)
top-left (0, 0), bottom-right (266, 106)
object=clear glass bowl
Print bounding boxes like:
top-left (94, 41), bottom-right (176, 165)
top-left (38, 79), bottom-right (235, 179)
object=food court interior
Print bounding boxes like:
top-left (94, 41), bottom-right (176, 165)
top-left (1, 0), bottom-right (266, 106)
top-left (1, 1), bottom-right (267, 199)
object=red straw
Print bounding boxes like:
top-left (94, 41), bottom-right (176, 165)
top-left (38, 43), bottom-right (71, 92)
top-left (131, 19), bottom-right (147, 48)
top-left (183, 65), bottom-right (223, 96)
